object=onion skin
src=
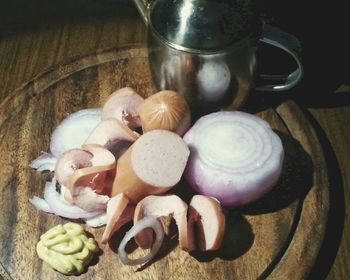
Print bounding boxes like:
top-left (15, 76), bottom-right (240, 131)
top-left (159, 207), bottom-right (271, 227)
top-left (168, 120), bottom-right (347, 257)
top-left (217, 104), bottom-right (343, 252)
top-left (138, 90), bottom-right (191, 136)
top-left (30, 152), bottom-right (57, 172)
top-left (43, 179), bottom-right (104, 220)
top-left (183, 111), bottom-right (284, 207)
top-left (50, 108), bottom-right (101, 158)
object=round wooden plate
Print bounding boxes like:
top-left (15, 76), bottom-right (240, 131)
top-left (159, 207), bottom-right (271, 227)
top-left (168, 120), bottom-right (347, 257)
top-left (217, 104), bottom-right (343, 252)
top-left (0, 46), bottom-right (329, 280)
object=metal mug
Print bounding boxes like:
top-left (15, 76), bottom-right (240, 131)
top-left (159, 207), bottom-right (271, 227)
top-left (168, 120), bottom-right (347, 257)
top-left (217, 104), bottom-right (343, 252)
top-left (133, 0), bottom-right (303, 114)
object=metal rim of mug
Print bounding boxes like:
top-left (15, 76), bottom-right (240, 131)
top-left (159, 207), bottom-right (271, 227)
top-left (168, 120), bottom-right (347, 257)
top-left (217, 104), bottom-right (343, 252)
top-left (147, 2), bottom-right (257, 55)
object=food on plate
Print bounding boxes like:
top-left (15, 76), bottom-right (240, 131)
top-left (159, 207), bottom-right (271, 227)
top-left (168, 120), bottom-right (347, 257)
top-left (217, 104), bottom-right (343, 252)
top-left (84, 118), bottom-right (139, 158)
top-left (187, 195), bottom-right (226, 251)
top-left (101, 87), bottom-right (144, 129)
top-left (183, 111), bottom-right (284, 207)
top-left (55, 144), bottom-right (116, 197)
top-left (113, 194), bottom-right (226, 265)
top-left (101, 193), bottom-right (133, 244)
top-left (85, 212), bottom-right (108, 228)
top-left (29, 152), bottom-right (57, 172)
top-left (111, 130), bottom-right (190, 203)
top-left (30, 178), bottom-right (105, 221)
top-left (138, 90), bottom-right (191, 136)
top-left (133, 194), bottom-right (189, 250)
top-left (29, 85), bottom-right (287, 271)
top-left (36, 223), bottom-right (98, 275)
top-left (30, 108), bottom-right (102, 172)
top-left (50, 108), bottom-right (102, 158)
top-left (68, 186), bottom-right (110, 212)
top-left (117, 216), bottom-right (164, 266)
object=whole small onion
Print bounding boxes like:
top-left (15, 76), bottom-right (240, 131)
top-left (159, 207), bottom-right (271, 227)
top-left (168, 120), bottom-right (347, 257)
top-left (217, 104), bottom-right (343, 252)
top-left (183, 111), bottom-right (284, 207)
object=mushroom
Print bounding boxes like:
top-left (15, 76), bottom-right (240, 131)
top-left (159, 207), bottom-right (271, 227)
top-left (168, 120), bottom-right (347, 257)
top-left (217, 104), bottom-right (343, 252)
top-left (101, 87), bottom-right (144, 129)
top-left (187, 195), bottom-right (226, 251)
top-left (133, 194), bottom-right (189, 251)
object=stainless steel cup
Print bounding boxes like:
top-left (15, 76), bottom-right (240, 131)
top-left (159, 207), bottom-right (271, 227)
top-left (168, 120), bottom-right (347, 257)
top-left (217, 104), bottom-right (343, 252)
top-left (134, 0), bottom-right (303, 114)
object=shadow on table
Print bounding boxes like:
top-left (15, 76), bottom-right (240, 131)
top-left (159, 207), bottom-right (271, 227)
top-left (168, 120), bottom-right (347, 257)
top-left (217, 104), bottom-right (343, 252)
top-left (190, 213), bottom-right (254, 262)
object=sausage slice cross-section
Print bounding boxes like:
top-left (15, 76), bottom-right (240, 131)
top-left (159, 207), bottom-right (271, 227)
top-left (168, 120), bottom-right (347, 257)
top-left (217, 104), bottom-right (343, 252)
top-left (111, 130), bottom-right (190, 203)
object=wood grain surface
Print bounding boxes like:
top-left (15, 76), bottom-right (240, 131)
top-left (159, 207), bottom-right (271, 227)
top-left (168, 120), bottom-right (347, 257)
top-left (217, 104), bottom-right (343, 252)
top-left (0, 1), bottom-right (349, 279)
top-left (0, 45), bottom-right (329, 280)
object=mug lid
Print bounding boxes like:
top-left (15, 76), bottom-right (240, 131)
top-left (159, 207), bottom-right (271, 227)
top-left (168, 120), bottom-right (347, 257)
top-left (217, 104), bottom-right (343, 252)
top-left (149, 0), bottom-right (259, 51)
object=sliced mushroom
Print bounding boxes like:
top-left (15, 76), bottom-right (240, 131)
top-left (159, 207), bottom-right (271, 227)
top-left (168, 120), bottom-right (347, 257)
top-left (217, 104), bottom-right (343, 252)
top-left (111, 130), bottom-right (190, 203)
top-left (101, 193), bottom-right (132, 244)
top-left (101, 87), bottom-right (144, 129)
top-left (187, 195), bottom-right (226, 251)
top-left (134, 194), bottom-right (189, 251)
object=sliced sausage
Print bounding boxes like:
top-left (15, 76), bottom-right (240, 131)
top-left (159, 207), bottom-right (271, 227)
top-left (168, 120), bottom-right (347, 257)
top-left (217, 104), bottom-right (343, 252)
top-left (101, 193), bottom-right (132, 244)
top-left (101, 87), bottom-right (144, 129)
top-left (55, 144), bottom-right (116, 196)
top-left (188, 195), bottom-right (226, 251)
top-left (111, 130), bottom-right (190, 203)
top-left (134, 194), bottom-right (189, 251)
top-left (84, 118), bottom-right (139, 159)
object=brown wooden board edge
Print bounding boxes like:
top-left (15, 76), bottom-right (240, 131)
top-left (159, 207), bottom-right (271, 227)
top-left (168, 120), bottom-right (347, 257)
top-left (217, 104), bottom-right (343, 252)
top-left (0, 44), bottom-right (147, 127)
top-left (0, 46), bottom-right (330, 279)
top-left (268, 101), bottom-right (330, 279)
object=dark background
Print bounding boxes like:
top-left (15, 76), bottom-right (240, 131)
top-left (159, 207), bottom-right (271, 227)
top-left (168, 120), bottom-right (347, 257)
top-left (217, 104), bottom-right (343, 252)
top-left (1, 0), bottom-right (349, 108)
top-left (257, 0), bottom-right (350, 107)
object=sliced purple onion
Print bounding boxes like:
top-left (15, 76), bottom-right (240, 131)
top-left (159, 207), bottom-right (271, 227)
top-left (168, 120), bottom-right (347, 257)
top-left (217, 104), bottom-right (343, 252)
top-left (183, 111), bottom-right (284, 207)
top-left (118, 216), bottom-right (164, 266)
top-left (30, 152), bottom-right (57, 172)
top-left (50, 108), bottom-right (101, 158)
top-left (42, 179), bottom-right (103, 220)
top-left (29, 196), bottom-right (53, 213)
top-left (85, 212), bottom-right (107, 227)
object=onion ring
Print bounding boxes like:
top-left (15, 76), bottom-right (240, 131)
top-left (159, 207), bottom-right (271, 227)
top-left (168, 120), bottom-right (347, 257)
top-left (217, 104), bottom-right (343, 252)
top-left (29, 196), bottom-right (53, 213)
top-left (50, 108), bottom-right (101, 157)
top-left (183, 111), bottom-right (284, 207)
top-left (30, 152), bottom-right (57, 172)
top-left (118, 216), bottom-right (164, 266)
top-left (43, 179), bottom-right (103, 220)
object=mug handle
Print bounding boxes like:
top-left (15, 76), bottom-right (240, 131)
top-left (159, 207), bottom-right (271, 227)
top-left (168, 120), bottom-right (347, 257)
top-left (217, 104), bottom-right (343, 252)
top-left (255, 24), bottom-right (304, 92)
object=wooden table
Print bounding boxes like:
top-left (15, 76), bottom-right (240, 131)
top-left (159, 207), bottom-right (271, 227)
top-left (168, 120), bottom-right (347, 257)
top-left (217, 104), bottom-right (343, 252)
top-left (0, 1), bottom-right (349, 279)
